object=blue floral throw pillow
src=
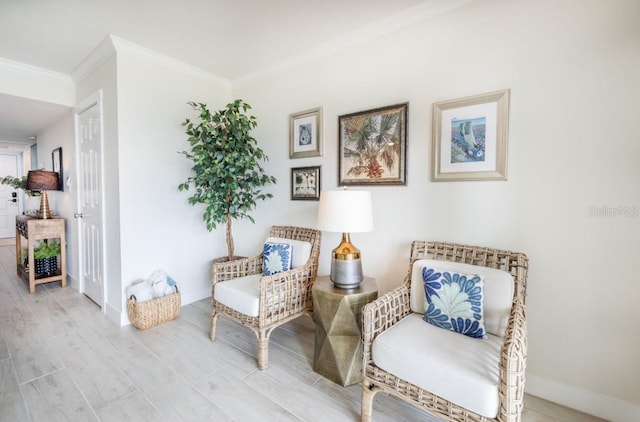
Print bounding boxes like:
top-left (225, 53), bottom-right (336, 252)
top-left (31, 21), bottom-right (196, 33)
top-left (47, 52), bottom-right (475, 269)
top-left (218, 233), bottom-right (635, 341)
top-left (263, 242), bottom-right (293, 276)
top-left (422, 267), bottom-right (486, 339)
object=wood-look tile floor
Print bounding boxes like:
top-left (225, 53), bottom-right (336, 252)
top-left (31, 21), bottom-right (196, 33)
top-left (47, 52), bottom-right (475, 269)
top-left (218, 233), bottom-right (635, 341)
top-left (0, 245), bottom-right (607, 421)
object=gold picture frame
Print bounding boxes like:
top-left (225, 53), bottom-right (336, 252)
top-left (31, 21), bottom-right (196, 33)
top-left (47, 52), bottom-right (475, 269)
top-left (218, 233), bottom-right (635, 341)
top-left (432, 89), bottom-right (510, 182)
top-left (290, 107), bottom-right (322, 158)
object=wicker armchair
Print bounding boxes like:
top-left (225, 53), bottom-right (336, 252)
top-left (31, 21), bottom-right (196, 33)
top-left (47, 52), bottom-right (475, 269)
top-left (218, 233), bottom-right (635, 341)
top-left (210, 225), bottom-right (321, 369)
top-left (361, 241), bottom-right (529, 422)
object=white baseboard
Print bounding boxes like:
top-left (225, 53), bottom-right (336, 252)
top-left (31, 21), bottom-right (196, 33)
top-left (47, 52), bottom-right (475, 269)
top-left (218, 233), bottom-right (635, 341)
top-left (179, 286), bottom-right (211, 306)
top-left (526, 374), bottom-right (640, 422)
top-left (66, 273), bottom-right (79, 291)
top-left (105, 301), bottom-right (127, 326)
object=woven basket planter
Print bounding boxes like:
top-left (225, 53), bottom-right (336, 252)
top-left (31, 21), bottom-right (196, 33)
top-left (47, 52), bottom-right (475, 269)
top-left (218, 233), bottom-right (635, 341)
top-left (126, 289), bottom-right (181, 330)
top-left (34, 256), bottom-right (58, 276)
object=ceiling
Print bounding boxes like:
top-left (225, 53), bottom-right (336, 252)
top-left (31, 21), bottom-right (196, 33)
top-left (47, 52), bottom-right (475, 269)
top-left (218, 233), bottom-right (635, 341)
top-left (0, 94), bottom-right (71, 145)
top-left (0, 0), bottom-right (469, 144)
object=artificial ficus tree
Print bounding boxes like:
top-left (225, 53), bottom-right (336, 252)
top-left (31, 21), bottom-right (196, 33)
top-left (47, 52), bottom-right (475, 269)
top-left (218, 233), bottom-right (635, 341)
top-left (179, 99), bottom-right (277, 260)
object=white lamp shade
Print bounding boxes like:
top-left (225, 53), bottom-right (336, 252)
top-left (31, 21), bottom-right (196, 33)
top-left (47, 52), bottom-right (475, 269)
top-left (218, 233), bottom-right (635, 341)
top-left (316, 189), bottom-right (374, 233)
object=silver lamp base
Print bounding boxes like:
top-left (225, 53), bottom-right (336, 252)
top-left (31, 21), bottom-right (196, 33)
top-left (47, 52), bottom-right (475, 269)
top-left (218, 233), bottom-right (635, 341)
top-left (330, 257), bottom-right (363, 289)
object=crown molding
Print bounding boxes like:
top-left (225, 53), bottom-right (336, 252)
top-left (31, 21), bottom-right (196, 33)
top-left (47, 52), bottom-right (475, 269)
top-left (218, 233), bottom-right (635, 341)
top-left (232, 0), bottom-right (476, 89)
top-left (0, 57), bottom-right (73, 86)
top-left (71, 35), bottom-right (117, 84)
top-left (71, 35), bottom-right (230, 90)
top-left (110, 35), bottom-right (230, 90)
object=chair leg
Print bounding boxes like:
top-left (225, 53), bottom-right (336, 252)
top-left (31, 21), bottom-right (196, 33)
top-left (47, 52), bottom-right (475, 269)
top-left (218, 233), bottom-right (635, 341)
top-left (210, 312), bottom-right (219, 341)
top-left (257, 329), bottom-right (270, 370)
top-left (361, 380), bottom-right (379, 422)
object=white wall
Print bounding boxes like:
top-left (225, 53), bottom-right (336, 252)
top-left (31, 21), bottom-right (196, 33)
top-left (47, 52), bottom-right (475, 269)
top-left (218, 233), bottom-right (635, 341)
top-left (35, 113), bottom-right (76, 285)
top-left (115, 52), bottom-right (231, 313)
top-left (232, 0), bottom-right (640, 419)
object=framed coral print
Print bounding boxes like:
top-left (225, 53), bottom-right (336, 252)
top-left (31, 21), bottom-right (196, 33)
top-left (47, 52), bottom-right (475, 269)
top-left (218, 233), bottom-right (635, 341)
top-left (290, 107), bottom-right (322, 158)
top-left (432, 89), bottom-right (510, 182)
top-left (52, 147), bottom-right (63, 191)
top-left (291, 166), bottom-right (321, 201)
top-left (338, 103), bottom-right (408, 186)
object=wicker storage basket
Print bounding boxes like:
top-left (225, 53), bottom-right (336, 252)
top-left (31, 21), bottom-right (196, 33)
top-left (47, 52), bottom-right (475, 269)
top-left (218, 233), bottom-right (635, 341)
top-left (127, 289), bottom-right (181, 330)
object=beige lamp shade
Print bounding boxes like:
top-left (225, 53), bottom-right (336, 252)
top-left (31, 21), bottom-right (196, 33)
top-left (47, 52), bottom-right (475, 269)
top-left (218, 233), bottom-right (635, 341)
top-left (316, 189), bottom-right (374, 289)
top-left (316, 189), bottom-right (374, 233)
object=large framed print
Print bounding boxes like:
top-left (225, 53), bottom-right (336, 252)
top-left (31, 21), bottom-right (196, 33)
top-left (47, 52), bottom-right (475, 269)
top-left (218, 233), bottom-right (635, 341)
top-left (338, 103), bottom-right (407, 186)
top-left (432, 89), bottom-right (510, 182)
top-left (291, 166), bottom-right (321, 201)
top-left (290, 107), bottom-right (322, 158)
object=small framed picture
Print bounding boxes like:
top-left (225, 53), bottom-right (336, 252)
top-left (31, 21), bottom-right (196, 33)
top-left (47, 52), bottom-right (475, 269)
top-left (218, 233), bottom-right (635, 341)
top-left (52, 147), bottom-right (63, 191)
top-left (432, 89), bottom-right (510, 181)
top-left (291, 166), bottom-right (321, 201)
top-left (290, 107), bottom-right (322, 158)
top-left (338, 103), bottom-right (408, 186)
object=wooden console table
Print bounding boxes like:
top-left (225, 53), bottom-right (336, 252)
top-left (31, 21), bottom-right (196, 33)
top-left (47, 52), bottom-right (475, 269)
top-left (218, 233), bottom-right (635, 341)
top-left (15, 215), bottom-right (67, 293)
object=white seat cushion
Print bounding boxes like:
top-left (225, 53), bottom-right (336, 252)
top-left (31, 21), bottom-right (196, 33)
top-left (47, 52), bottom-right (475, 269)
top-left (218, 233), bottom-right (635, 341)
top-left (214, 273), bottom-right (289, 317)
top-left (410, 259), bottom-right (514, 337)
top-left (265, 237), bottom-right (312, 269)
top-left (213, 274), bottom-right (262, 317)
top-left (372, 313), bottom-right (502, 419)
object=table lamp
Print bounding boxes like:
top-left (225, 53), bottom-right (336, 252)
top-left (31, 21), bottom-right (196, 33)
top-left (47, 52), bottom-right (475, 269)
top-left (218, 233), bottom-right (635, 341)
top-left (316, 189), bottom-right (373, 289)
top-left (26, 170), bottom-right (59, 219)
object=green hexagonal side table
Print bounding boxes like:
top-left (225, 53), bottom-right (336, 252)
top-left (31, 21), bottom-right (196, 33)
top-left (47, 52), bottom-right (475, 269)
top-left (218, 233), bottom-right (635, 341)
top-left (312, 276), bottom-right (378, 386)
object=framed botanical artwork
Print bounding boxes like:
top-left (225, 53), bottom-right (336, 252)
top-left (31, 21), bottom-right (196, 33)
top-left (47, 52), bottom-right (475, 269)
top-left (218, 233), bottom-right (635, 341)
top-left (290, 107), bottom-right (322, 158)
top-left (291, 166), bottom-right (321, 201)
top-left (51, 147), bottom-right (63, 191)
top-left (432, 89), bottom-right (510, 182)
top-left (338, 103), bottom-right (408, 186)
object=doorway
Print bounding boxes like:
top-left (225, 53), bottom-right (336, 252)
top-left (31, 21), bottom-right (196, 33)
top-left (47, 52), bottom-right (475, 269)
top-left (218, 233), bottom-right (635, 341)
top-left (74, 91), bottom-right (105, 309)
top-left (0, 153), bottom-right (23, 238)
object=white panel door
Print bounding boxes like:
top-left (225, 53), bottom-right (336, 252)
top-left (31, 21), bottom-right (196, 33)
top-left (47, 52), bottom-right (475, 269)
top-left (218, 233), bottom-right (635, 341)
top-left (0, 154), bottom-right (21, 238)
top-left (76, 100), bottom-right (104, 307)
